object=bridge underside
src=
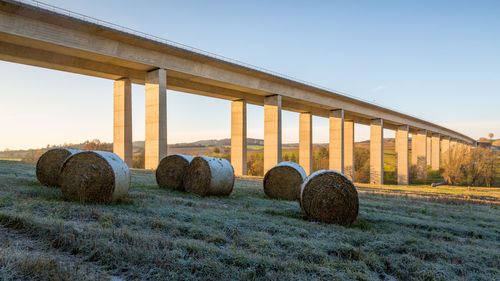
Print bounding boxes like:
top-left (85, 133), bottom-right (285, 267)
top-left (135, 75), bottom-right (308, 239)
top-left (0, 33), bottom-right (385, 127)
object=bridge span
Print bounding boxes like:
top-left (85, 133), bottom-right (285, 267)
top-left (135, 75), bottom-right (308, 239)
top-left (0, 0), bottom-right (475, 184)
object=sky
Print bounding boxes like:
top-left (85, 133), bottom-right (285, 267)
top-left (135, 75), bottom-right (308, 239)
top-left (1, 0), bottom-right (499, 150)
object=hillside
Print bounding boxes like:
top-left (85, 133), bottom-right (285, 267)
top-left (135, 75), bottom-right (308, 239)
top-left (0, 138), bottom-right (387, 161)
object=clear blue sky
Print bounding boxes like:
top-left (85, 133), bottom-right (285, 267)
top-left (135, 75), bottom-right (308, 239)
top-left (1, 0), bottom-right (499, 150)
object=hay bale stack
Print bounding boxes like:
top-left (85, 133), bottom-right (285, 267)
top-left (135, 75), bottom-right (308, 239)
top-left (184, 156), bottom-right (234, 197)
top-left (36, 148), bottom-right (81, 187)
top-left (59, 151), bottom-right (130, 203)
top-left (300, 170), bottom-right (358, 226)
top-left (156, 154), bottom-right (193, 191)
top-left (263, 161), bottom-right (306, 200)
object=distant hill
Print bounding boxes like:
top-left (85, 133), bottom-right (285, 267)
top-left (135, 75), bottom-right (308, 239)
top-left (6, 136), bottom-right (497, 161)
top-left (0, 138), bottom-right (381, 161)
top-left (161, 138), bottom-right (264, 148)
top-left (129, 138), bottom-right (265, 151)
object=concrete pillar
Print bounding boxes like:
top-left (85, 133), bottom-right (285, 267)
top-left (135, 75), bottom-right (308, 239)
top-left (396, 125), bottom-right (409, 185)
top-left (145, 68), bottom-right (167, 170)
top-left (299, 112), bottom-right (312, 175)
top-left (464, 142), bottom-right (471, 152)
top-left (113, 78), bottom-right (133, 167)
top-left (431, 133), bottom-right (440, 170)
top-left (459, 141), bottom-right (466, 151)
top-left (441, 136), bottom-right (450, 165)
top-left (344, 120), bottom-right (355, 181)
top-left (329, 109), bottom-right (344, 173)
top-left (426, 135), bottom-right (432, 166)
top-left (231, 100), bottom-right (247, 176)
top-left (411, 133), bottom-right (417, 167)
top-left (264, 95), bottom-right (282, 173)
top-left (415, 129), bottom-right (427, 181)
top-left (450, 138), bottom-right (458, 151)
top-left (370, 118), bottom-right (383, 185)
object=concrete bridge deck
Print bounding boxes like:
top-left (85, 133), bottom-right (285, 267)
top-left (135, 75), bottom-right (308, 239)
top-left (0, 0), bottom-right (475, 184)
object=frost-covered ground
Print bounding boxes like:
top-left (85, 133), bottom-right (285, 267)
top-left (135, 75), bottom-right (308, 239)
top-left (0, 160), bottom-right (498, 280)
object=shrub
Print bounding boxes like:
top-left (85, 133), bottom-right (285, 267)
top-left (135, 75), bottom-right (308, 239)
top-left (247, 153), bottom-right (263, 176)
top-left (22, 149), bottom-right (47, 163)
top-left (354, 148), bottom-right (370, 183)
top-left (282, 151), bottom-right (297, 163)
top-left (313, 147), bottom-right (329, 171)
top-left (133, 151), bottom-right (145, 169)
top-left (82, 139), bottom-right (111, 151)
top-left (409, 165), bottom-right (419, 184)
top-left (442, 146), bottom-right (496, 187)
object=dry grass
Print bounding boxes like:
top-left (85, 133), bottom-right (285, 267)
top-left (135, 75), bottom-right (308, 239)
top-left (356, 183), bottom-right (500, 205)
top-left (0, 160), bottom-right (498, 280)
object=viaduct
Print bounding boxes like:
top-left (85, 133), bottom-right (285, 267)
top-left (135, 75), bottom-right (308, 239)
top-left (0, 0), bottom-right (476, 185)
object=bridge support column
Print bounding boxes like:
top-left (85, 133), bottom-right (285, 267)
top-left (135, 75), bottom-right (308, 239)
top-left (299, 112), bottom-right (312, 175)
top-left (411, 132), bottom-right (417, 167)
top-left (431, 133), bottom-right (440, 170)
top-left (415, 129), bottom-right (427, 181)
top-left (464, 142), bottom-right (468, 151)
top-left (396, 125), bottom-right (409, 185)
top-left (231, 100), bottom-right (247, 176)
top-left (145, 68), bottom-right (167, 170)
top-left (344, 120), bottom-right (355, 181)
top-left (450, 138), bottom-right (458, 151)
top-left (264, 95), bottom-right (282, 174)
top-left (113, 78), bottom-right (133, 167)
top-left (459, 141), bottom-right (466, 151)
top-left (370, 118), bottom-right (383, 185)
top-left (427, 135), bottom-right (432, 166)
top-left (329, 109), bottom-right (344, 173)
top-left (440, 136), bottom-right (450, 165)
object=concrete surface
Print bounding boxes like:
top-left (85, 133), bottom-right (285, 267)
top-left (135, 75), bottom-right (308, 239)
top-left (231, 100), bottom-right (247, 176)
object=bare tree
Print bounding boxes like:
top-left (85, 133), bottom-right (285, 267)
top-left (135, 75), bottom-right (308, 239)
top-left (488, 132), bottom-right (494, 139)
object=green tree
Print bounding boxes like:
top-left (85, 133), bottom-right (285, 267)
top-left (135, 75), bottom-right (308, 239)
top-left (354, 148), bottom-right (370, 183)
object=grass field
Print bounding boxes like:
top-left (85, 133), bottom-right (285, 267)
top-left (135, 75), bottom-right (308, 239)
top-left (496, 151), bottom-right (500, 186)
top-left (0, 160), bottom-right (498, 280)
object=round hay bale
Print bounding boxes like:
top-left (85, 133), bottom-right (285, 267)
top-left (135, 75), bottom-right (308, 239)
top-left (59, 151), bottom-right (130, 203)
top-left (263, 161), bottom-right (306, 200)
top-left (36, 148), bottom-right (81, 187)
top-left (156, 154), bottom-right (193, 191)
top-left (300, 170), bottom-right (358, 226)
top-left (184, 156), bottom-right (234, 197)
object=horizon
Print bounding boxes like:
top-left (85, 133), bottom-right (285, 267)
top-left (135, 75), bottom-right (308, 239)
top-left (3, 135), bottom-right (498, 153)
top-left (1, 0), bottom-right (499, 150)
